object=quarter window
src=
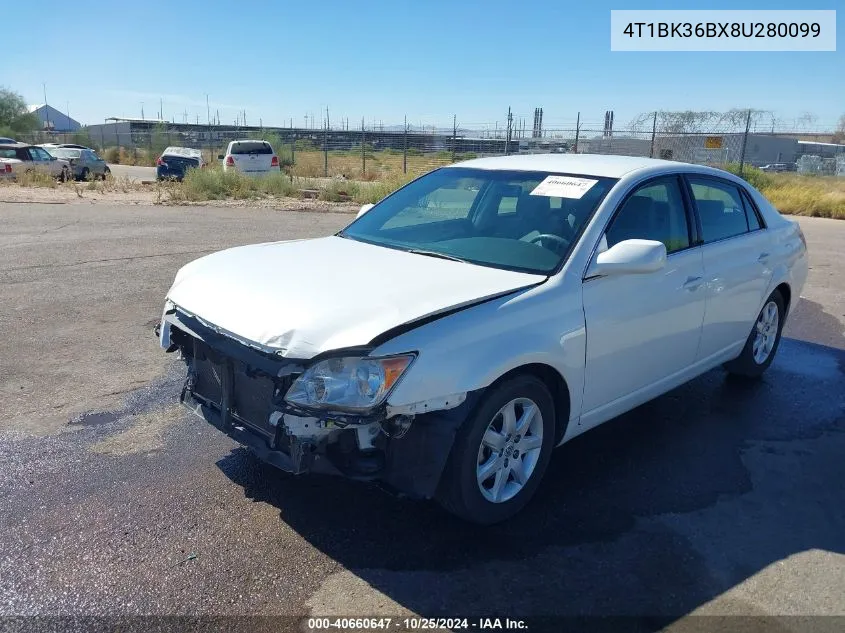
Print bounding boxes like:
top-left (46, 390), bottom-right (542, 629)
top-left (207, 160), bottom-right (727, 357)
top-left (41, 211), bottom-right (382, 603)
top-left (688, 178), bottom-right (752, 243)
top-left (605, 177), bottom-right (691, 254)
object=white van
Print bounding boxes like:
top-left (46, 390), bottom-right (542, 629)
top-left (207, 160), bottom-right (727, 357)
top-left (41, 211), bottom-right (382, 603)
top-left (220, 140), bottom-right (280, 175)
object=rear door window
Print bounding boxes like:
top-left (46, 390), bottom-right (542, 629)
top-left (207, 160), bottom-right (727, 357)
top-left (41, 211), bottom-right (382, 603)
top-left (688, 177), bottom-right (752, 243)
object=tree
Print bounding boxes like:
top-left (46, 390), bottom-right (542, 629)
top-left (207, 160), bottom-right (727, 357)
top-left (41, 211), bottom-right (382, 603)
top-left (628, 109), bottom-right (773, 134)
top-left (0, 87), bottom-right (39, 138)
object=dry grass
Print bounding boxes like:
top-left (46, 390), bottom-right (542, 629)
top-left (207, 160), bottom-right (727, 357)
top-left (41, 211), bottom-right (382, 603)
top-left (164, 165), bottom-right (299, 202)
top-left (291, 149), bottom-right (453, 180)
top-left (759, 174), bottom-right (845, 219)
top-left (14, 170), bottom-right (58, 188)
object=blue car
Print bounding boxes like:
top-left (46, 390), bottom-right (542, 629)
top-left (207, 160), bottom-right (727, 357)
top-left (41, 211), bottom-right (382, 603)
top-left (156, 147), bottom-right (204, 181)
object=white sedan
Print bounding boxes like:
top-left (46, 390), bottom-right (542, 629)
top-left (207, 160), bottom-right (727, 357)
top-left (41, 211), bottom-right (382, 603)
top-left (158, 154), bottom-right (808, 524)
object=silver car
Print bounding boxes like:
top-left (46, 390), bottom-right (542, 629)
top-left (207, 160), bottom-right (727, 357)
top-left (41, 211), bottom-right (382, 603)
top-left (45, 147), bottom-right (110, 180)
top-left (0, 143), bottom-right (71, 181)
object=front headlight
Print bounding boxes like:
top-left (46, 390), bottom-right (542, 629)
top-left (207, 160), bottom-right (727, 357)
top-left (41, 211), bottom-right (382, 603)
top-left (284, 354), bottom-right (415, 412)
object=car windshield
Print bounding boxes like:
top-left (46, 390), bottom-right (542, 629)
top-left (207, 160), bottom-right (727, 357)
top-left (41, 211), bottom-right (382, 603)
top-left (340, 167), bottom-right (616, 275)
top-left (230, 142), bottom-right (272, 155)
top-left (50, 148), bottom-right (81, 159)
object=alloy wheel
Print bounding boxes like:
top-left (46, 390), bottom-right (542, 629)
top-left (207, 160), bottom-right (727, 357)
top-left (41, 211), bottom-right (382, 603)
top-left (476, 397), bottom-right (544, 503)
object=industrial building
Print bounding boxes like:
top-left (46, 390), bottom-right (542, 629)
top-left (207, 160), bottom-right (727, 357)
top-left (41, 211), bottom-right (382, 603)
top-left (27, 104), bottom-right (81, 132)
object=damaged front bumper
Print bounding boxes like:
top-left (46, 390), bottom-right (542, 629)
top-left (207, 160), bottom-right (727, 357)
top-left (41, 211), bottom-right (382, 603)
top-left (158, 309), bottom-right (478, 498)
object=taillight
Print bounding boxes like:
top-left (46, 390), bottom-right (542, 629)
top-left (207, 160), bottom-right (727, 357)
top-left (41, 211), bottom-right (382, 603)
top-left (225, 156), bottom-right (234, 166)
top-left (156, 157), bottom-right (164, 166)
top-left (3, 164), bottom-right (11, 173)
top-left (271, 155), bottom-right (279, 167)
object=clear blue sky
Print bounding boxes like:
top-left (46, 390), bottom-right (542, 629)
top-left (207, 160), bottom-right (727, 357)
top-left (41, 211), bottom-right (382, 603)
top-left (4, 0), bottom-right (842, 131)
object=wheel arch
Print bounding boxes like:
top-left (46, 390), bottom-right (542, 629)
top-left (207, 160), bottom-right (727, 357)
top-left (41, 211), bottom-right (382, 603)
top-left (482, 363), bottom-right (571, 445)
top-left (774, 282), bottom-right (791, 315)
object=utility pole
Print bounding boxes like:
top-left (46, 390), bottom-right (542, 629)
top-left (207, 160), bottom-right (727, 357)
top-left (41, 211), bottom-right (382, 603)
top-left (326, 105), bottom-right (330, 130)
top-left (43, 83), bottom-right (50, 131)
top-left (206, 94), bottom-right (210, 126)
top-left (160, 98), bottom-right (163, 121)
top-left (141, 102), bottom-right (145, 121)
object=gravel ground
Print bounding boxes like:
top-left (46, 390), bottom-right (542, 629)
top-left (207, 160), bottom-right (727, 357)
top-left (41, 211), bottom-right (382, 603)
top-left (0, 204), bottom-right (843, 633)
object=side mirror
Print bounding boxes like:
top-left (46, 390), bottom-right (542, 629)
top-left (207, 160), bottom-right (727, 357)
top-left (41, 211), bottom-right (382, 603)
top-left (50, 156), bottom-right (57, 161)
top-left (356, 203), bottom-right (375, 219)
top-left (587, 239), bottom-right (667, 277)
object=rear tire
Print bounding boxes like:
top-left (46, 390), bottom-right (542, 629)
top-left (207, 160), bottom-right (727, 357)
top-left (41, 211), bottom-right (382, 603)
top-left (436, 375), bottom-right (555, 524)
top-left (724, 290), bottom-right (785, 379)
top-left (80, 167), bottom-right (90, 181)
top-left (58, 167), bottom-right (68, 182)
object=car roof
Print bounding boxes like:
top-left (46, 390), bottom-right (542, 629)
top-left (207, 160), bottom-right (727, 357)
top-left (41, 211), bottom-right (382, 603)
top-left (162, 146), bottom-right (202, 158)
top-left (453, 153), bottom-right (694, 179)
top-left (0, 142), bottom-right (31, 149)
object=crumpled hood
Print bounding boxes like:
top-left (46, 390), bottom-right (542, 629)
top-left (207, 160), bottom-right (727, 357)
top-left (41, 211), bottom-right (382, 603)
top-left (167, 235), bottom-right (544, 358)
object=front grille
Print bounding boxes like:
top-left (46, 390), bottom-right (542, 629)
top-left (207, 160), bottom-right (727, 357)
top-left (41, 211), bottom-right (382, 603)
top-left (231, 359), bottom-right (278, 434)
top-left (175, 327), bottom-right (296, 439)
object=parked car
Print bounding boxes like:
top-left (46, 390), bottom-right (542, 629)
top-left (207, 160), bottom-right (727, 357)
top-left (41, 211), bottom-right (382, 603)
top-left (759, 163), bottom-right (795, 173)
top-left (0, 142), bottom-right (70, 181)
top-left (0, 137), bottom-right (18, 144)
top-left (40, 143), bottom-right (95, 151)
top-left (0, 159), bottom-right (14, 180)
top-left (44, 146), bottom-right (109, 180)
top-left (157, 154), bottom-right (808, 524)
top-left (219, 139), bottom-right (280, 175)
top-left (156, 146), bottom-right (205, 181)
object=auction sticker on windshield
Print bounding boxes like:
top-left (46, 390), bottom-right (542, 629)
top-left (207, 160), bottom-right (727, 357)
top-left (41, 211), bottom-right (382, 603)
top-left (530, 175), bottom-right (598, 199)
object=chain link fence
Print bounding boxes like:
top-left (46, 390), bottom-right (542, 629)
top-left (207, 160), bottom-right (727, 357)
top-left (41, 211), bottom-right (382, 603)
top-left (16, 113), bottom-right (844, 180)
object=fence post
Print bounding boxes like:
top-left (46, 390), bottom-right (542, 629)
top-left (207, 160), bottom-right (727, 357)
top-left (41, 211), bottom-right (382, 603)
top-left (649, 111), bottom-right (657, 158)
top-left (505, 107), bottom-right (512, 156)
top-left (403, 115), bottom-right (407, 174)
top-left (573, 112), bottom-right (580, 154)
top-left (739, 109), bottom-right (752, 175)
top-left (323, 124), bottom-right (328, 177)
top-left (291, 131), bottom-right (296, 168)
top-left (451, 114), bottom-right (457, 162)
top-left (361, 118), bottom-right (366, 177)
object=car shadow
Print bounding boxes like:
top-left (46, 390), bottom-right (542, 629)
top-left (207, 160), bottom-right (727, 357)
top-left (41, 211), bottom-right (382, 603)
top-left (217, 298), bottom-right (845, 629)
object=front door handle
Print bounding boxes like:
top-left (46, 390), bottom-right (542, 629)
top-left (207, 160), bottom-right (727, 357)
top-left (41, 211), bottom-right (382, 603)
top-left (758, 252), bottom-right (770, 263)
top-left (683, 276), bottom-right (703, 291)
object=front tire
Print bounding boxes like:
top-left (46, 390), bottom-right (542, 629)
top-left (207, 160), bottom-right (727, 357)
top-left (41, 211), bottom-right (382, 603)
top-left (437, 375), bottom-right (555, 524)
top-left (724, 290), bottom-right (785, 378)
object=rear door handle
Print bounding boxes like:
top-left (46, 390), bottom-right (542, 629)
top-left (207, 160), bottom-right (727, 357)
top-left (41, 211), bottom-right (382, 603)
top-left (683, 276), bottom-right (703, 291)
top-left (758, 252), bottom-right (770, 263)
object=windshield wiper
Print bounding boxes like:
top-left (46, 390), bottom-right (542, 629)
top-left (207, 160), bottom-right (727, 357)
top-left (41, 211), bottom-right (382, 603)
top-left (406, 249), bottom-right (468, 263)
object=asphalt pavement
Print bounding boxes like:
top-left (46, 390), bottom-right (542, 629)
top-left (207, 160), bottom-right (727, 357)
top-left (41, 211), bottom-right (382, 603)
top-left (0, 203), bottom-right (843, 632)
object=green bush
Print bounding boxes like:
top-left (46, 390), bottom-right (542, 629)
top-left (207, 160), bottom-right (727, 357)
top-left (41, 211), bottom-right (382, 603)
top-left (103, 147), bottom-right (120, 163)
